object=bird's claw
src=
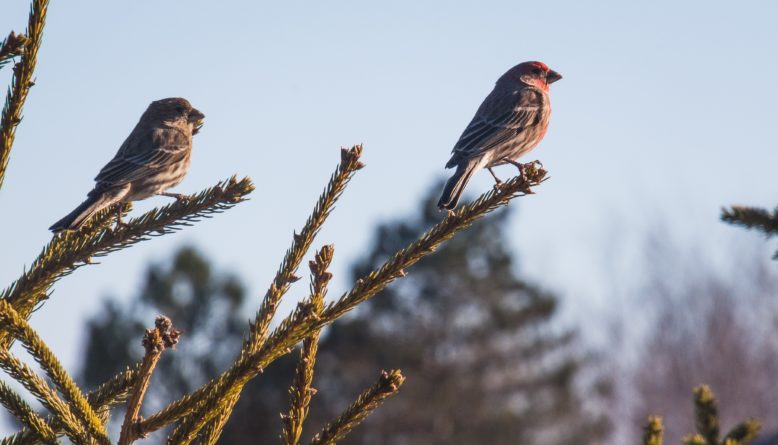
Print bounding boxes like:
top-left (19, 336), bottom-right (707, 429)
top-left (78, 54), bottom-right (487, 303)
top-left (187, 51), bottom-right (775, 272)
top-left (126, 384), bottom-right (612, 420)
top-left (528, 159), bottom-right (543, 169)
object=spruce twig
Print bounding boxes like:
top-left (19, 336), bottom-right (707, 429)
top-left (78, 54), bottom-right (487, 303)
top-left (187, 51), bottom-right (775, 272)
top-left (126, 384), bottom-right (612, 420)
top-left (722, 206), bottom-right (778, 258)
top-left (722, 419), bottom-right (760, 445)
top-left (118, 316), bottom-right (180, 445)
top-left (309, 370), bottom-right (405, 445)
top-left (0, 176), bottom-right (254, 347)
top-left (0, 0), bottom-right (49, 189)
top-left (279, 245), bottom-right (334, 445)
top-left (247, 146), bottom-right (363, 356)
top-left (202, 246), bottom-right (335, 445)
top-left (721, 206), bottom-right (778, 236)
top-left (0, 350), bottom-right (88, 444)
top-left (642, 416), bottom-right (663, 445)
top-left (2, 365), bottom-right (140, 445)
top-left (693, 385), bottom-right (720, 445)
top-left (0, 381), bottom-right (58, 444)
top-left (0, 300), bottom-right (109, 445)
top-left (140, 165), bottom-right (547, 439)
top-left (0, 32), bottom-right (28, 70)
top-left (165, 147), bottom-right (363, 444)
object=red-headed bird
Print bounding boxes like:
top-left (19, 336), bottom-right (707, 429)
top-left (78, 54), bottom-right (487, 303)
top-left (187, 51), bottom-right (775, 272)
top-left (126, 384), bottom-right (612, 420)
top-left (437, 61), bottom-right (561, 210)
top-left (49, 98), bottom-right (204, 232)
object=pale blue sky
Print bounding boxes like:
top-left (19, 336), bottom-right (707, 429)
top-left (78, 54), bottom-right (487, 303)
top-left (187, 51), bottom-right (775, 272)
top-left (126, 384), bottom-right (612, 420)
top-left (1, 0), bottom-right (777, 404)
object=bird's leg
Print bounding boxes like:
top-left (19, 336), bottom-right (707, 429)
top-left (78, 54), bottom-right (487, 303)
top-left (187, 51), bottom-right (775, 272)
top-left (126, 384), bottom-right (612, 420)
top-left (114, 206), bottom-right (128, 230)
top-left (503, 159), bottom-right (525, 180)
top-left (487, 167), bottom-right (503, 189)
top-left (159, 192), bottom-right (189, 201)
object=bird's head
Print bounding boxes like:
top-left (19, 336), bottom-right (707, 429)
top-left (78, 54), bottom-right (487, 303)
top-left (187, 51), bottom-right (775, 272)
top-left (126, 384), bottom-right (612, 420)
top-left (145, 97), bottom-right (205, 134)
top-left (500, 61), bottom-right (562, 92)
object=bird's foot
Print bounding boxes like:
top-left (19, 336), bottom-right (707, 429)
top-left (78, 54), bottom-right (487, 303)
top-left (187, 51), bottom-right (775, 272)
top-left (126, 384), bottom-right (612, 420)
top-left (114, 209), bottom-right (128, 230)
top-left (527, 159), bottom-right (544, 170)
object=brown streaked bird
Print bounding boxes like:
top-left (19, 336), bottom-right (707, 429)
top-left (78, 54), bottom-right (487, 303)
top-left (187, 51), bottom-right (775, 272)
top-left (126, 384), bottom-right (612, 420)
top-left (49, 97), bottom-right (205, 232)
top-left (437, 61), bottom-right (562, 210)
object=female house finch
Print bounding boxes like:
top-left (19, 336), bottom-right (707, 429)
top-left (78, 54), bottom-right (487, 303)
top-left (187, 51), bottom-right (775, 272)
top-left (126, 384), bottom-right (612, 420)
top-left (437, 61), bottom-right (562, 210)
top-left (49, 97), bottom-right (205, 232)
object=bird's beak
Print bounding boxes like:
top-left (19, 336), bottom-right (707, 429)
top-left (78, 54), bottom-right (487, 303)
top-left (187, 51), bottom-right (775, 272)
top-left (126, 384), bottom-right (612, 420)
top-left (546, 69), bottom-right (562, 84)
top-left (188, 108), bottom-right (205, 122)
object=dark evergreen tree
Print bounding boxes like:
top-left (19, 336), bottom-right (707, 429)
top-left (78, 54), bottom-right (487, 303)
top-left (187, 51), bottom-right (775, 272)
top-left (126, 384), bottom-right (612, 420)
top-left (302, 187), bottom-right (610, 445)
top-left (80, 246), bottom-right (248, 416)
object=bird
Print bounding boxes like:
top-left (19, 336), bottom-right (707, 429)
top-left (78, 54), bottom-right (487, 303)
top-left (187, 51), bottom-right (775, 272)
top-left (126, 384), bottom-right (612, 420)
top-left (49, 97), bottom-right (205, 232)
top-left (437, 61), bottom-right (561, 210)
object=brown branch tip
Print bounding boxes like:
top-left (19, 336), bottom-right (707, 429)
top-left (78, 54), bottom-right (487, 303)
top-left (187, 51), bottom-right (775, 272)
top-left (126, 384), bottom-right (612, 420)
top-left (144, 316), bottom-right (181, 353)
top-left (0, 31), bottom-right (28, 61)
top-left (119, 316), bottom-right (180, 445)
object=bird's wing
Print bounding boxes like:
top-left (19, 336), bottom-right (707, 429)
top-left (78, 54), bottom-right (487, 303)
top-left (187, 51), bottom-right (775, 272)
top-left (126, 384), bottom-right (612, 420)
top-left (95, 128), bottom-right (189, 186)
top-left (447, 87), bottom-right (544, 166)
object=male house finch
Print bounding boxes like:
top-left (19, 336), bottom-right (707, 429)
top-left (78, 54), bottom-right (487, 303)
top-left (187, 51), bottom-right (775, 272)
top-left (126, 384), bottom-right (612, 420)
top-left (437, 61), bottom-right (561, 210)
top-left (49, 97), bottom-right (204, 232)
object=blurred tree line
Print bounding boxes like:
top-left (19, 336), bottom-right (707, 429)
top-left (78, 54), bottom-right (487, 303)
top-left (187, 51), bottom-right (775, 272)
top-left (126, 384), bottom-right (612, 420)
top-left (77, 183), bottom-right (778, 444)
top-left (79, 185), bottom-right (610, 444)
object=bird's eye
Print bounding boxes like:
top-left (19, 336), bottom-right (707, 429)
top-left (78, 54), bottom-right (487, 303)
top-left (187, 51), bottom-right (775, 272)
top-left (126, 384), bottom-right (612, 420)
top-left (175, 106), bottom-right (185, 114)
top-left (533, 68), bottom-right (545, 77)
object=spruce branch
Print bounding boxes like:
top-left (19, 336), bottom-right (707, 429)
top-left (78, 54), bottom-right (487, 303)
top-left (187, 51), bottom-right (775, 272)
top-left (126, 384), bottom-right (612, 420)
top-left (0, 32), bottom-right (28, 70)
top-left (642, 416), bottom-right (663, 445)
top-left (722, 206), bottom-right (778, 236)
top-left (693, 385), bottom-right (720, 445)
top-left (199, 416), bottom-right (229, 445)
top-left (0, 176), bottom-right (254, 347)
top-left (309, 369), bottom-right (405, 445)
top-left (202, 246), bottom-right (336, 445)
top-left (722, 419), bottom-right (760, 445)
top-left (169, 147), bottom-right (362, 444)
top-left (0, 381), bottom-right (58, 444)
top-left (322, 164), bottom-right (546, 322)
top-left (140, 165), bottom-right (547, 439)
top-left (722, 206), bottom-right (778, 258)
top-left (247, 146), bottom-right (362, 356)
top-left (119, 316), bottom-right (180, 445)
top-left (0, 0), bottom-right (49, 189)
top-left (2, 364), bottom-right (140, 445)
top-left (0, 350), bottom-right (88, 445)
top-left (0, 300), bottom-right (109, 445)
top-left (280, 245), bottom-right (334, 445)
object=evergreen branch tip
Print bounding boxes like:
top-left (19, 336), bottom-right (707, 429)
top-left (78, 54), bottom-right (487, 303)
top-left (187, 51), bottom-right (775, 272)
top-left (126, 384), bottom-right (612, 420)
top-left (0, 0), bottom-right (50, 190)
top-left (280, 245), bottom-right (334, 445)
top-left (642, 416), bottom-right (663, 445)
top-left (309, 369), bottom-right (404, 445)
top-left (119, 316), bottom-right (180, 445)
top-left (693, 385), bottom-right (720, 445)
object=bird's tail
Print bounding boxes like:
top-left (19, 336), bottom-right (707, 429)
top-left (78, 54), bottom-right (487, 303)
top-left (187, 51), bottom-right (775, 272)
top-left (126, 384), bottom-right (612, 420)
top-left (49, 192), bottom-right (116, 233)
top-left (437, 161), bottom-right (479, 210)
